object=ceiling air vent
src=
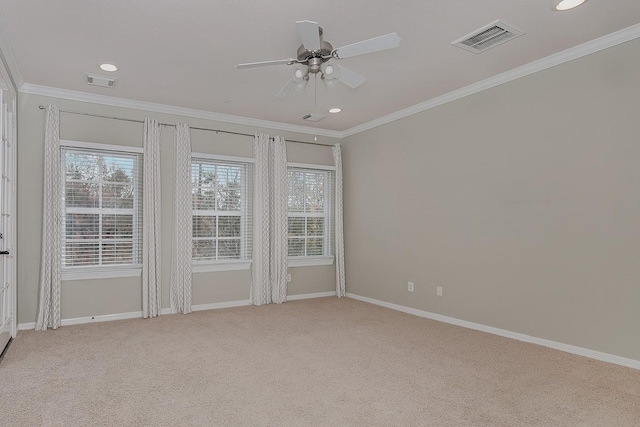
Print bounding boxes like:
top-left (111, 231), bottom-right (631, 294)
top-left (301, 113), bottom-right (326, 122)
top-left (452, 20), bottom-right (524, 54)
top-left (86, 73), bottom-right (117, 88)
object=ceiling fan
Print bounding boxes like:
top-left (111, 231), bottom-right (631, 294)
top-left (236, 20), bottom-right (401, 98)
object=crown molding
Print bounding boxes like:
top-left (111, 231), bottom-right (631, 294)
top-left (19, 83), bottom-right (344, 139)
top-left (0, 12), bottom-right (24, 90)
top-left (342, 22), bottom-right (640, 137)
top-left (16, 22), bottom-right (640, 140)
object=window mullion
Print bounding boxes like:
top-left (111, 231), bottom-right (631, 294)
top-left (304, 215), bottom-right (308, 257)
top-left (304, 172), bottom-right (308, 257)
top-left (213, 164), bottom-right (219, 261)
top-left (98, 155), bottom-right (104, 266)
top-left (215, 215), bottom-right (219, 261)
top-left (324, 171), bottom-right (331, 256)
top-left (133, 155), bottom-right (140, 265)
top-left (241, 164), bottom-right (246, 259)
top-left (61, 150), bottom-right (67, 265)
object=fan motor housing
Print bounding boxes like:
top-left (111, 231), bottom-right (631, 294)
top-left (296, 41), bottom-right (333, 60)
top-left (296, 26), bottom-right (333, 73)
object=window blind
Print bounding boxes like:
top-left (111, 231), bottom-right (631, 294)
top-left (191, 157), bottom-right (253, 262)
top-left (62, 147), bottom-right (143, 268)
top-left (287, 167), bottom-right (334, 257)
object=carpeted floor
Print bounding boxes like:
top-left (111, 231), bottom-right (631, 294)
top-left (0, 297), bottom-right (639, 426)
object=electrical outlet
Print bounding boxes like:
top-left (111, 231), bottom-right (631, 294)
top-left (286, 274), bottom-right (292, 283)
top-left (408, 282), bottom-right (414, 292)
top-left (436, 286), bottom-right (443, 297)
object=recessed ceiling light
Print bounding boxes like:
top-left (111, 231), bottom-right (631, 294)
top-left (328, 108), bottom-right (342, 114)
top-left (555, 0), bottom-right (587, 11)
top-left (99, 63), bottom-right (118, 72)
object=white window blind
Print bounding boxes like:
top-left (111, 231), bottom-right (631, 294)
top-left (62, 147), bottom-right (143, 269)
top-left (191, 157), bottom-right (252, 263)
top-left (287, 167), bottom-right (334, 257)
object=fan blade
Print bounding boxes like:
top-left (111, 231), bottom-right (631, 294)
top-left (334, 64), bottom-right (366, 88)
top-left (296, 20), bottom-right (321, 52)
top-left (333, 33), bottom-right (401, 59)
top-left (276, 80), bottom-right (296, 98)
top-left (236, 59), bottom-right (295, 69)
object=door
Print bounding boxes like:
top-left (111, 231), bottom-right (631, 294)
top-left (0, 86), bottom-right (16, 355)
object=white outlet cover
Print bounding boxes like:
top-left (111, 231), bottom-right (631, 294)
top-left (436, 286), bottom-right (443, 296)
top-left (408, 282), bottom-right (414, 292)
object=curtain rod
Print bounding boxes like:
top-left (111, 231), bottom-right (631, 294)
top-left (37, 105), bottom-right (333, 147)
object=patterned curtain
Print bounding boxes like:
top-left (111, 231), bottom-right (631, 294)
top-left (333, 144), bottom-right (346, 297)
top-left (170, 123), bottom-right (192, 314)
top-left (36, 105), bottom-right (62, 330)
top-left (271, 136), bottom-right (288, 304)
top-left (250, 133), bottom-right (288, 305)
top-left (142, 118), bottom-right (162, 318)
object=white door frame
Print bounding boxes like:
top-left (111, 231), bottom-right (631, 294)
top-left (0, 82), bottom-right (17, 355)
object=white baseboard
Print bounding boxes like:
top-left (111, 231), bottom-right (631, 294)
top-left (287, 291), bottom-right (336, 300)
top-left (19, 310), bottom-right (150, 330)
top-left (18, 322), bottom-right (35, 331)
top-left (17, 291), bottom-right (337, 331)
top-left (346, 293), bottom-right (640, 371)
top-left (191, 299), bottom-right (251, 312)
top-left (62, 311), bottom-right (144, 326)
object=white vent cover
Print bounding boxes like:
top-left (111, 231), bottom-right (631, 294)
top-left (301, 113), bottom-right (326, 122)
top-left (452, 20), bottom-right (524, 54)
top-left (86, 73), bottom-right (117, 88)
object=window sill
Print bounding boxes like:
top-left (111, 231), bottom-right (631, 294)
top-left (288, 256), bottom-right (335, 268)
top-left (62, 265), bottom-right (142, 281)
top-left (192, 260), bottom-right (252, 273)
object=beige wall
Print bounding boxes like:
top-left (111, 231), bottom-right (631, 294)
top-left (18, 93), bottom-right (337, 322)
top-left (16, 37), bottom-right (640, 361)
top-left (342, 39), bottom-right (640, 360)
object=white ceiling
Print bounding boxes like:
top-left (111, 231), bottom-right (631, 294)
top-left (1, 0), bottom-right (640, 133)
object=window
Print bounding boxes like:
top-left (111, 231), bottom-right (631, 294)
top-left (62, 143), bottom-right (143, 279)
top-left (191, 155), bottom-right (252, 271)
top-left (287, 165), bottom-right (334, 266)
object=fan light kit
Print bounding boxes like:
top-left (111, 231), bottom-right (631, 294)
top-left (99, 63), bottom-right (118, 72)
top-left (555, 0), bottom-right (586, 10)
top-left (236, 20), bottom-right (401, 98)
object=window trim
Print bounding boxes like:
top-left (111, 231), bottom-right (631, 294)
top-left (60, 140), bottom-right (143, 280)
top-left (61, 140), bottom-right (144, 154)
top-left (288, 256), bottom-right (335, 268)
top-left (192, 152), bottom-right (254, 164)
top-left (62, 265), bottom-right (142, 281)
top-left (191, 154), bottom-right (253, 267)
top-left (287, 164), bottom-right (335, 261)
top-left (287, 162), bottom-right (335, 171)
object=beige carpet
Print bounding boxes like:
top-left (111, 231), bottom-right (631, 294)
top-left (1, 297), bottom-right (639, 426)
